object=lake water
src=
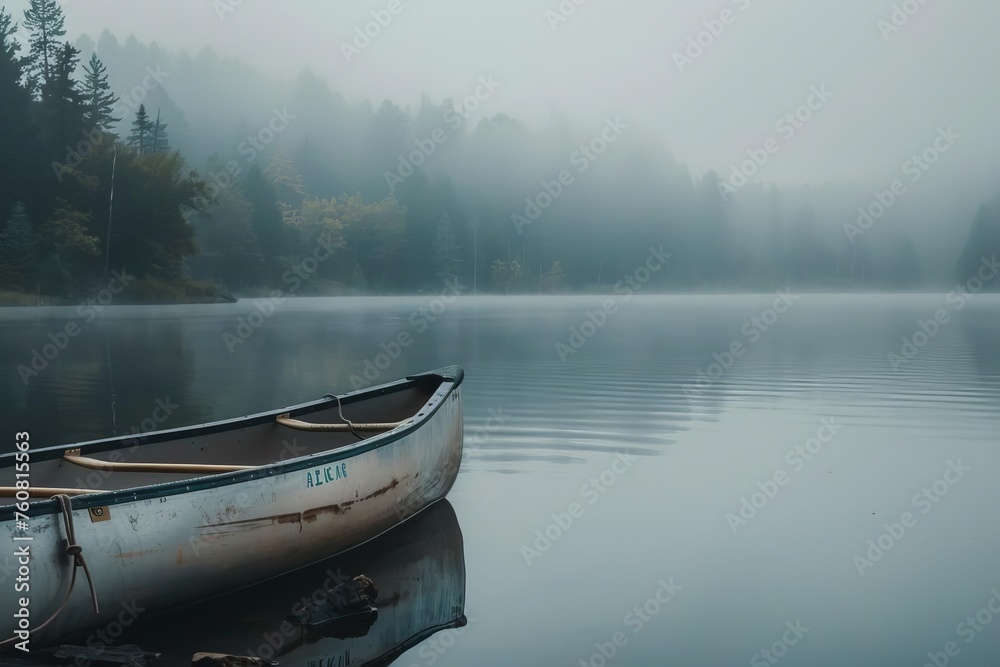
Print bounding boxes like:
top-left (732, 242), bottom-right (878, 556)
top-left (2, 294), bottom-right (1000, 666)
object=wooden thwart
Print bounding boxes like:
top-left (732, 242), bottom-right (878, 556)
top-left (276, 413), bottom-right (404, 432)
top-left (62, 449), bottom-right (255, 474)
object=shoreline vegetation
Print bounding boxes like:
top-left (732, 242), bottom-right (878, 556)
top-left (2, 3), bottom-right (999, 307)
top-left (4, 284), bottom-right (999, 310)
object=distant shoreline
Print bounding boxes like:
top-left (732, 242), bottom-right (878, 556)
top-left (2, 287), bottom-right (998, 308)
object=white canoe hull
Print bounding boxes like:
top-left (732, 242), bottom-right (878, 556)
top-left (123, 499), bottom-right (466, 665)
top-left (0, 370), bottom-right (463, 648)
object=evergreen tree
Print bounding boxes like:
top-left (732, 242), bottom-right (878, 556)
top-left (22, 0), bottom-right (65, 94)
top-left (433, 214), bottom-right (463, 283)
top-left (99, 147), bottom-right (202, 281)
top-left (42, 42), bottom-right (85, 153)
top-left (0, 9), bottom-right (27, 89)
top-left (81, 52), bottom-right (120, 132)
top-left (187, 175), bottom-right (265, 290)
top-left (128, 104), bottom-right (153, 155)
top-left (0, 203), bottom-right (36, 290)
top-left (0, 9), bottom-right (35, 216)
top-left (150, 109), bottom-right (169, 153)
top-left (244, 166), bottom-right (286, 281)
top-left (35, 203), bottom-right (99, 292)
top-left (956, 195), bottom-right (1000, 288)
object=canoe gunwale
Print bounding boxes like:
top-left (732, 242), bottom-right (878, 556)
top-left (0, 366), bottom-right (464, 521)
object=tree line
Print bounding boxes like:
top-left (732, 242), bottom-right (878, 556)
top-left (0, 2), bottom-right (416, 302)
top-left (0, 1), bottom-right (208, 300)
top-left (1, 2), bottom-right (997, 302)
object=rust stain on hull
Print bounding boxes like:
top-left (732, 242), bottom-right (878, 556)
top-left (301, 477), bottom-right (404, 523)
top-left (202, 476), bottom-right (409, 531)
top-left (201, 512), bottom-right (303, 532)
top-left (302, 504), bottom-right (349, 523)
top-left (361, 477), bottom-right (400, 501)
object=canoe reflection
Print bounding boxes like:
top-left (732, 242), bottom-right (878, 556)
top-left (117, 500), bottom-right (464, 666)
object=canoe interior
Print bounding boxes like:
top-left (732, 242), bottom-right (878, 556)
top-left (0, 382), bottom-right (437, 497)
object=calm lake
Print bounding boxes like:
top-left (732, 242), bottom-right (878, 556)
top-left (2, 293), bottom-right (1000, 666)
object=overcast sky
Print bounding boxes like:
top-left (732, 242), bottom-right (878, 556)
top-left (8, 0), bottom-right (999, 188)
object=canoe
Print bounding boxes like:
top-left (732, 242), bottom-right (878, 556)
top-left (8, 499), bottom-right (467, 666)
top-left (124, 500), bottom-right (464, 665)
top-left (0, 366), bottom-right (465, 651)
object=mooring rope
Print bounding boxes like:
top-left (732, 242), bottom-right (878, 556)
top-left (324, 393), bottom-right (363, 441)
top-left (0, 494), bottom-right (100, 649)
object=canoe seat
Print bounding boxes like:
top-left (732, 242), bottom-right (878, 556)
top-left (276, 413), bottom-right (405, 432)
top-left (61, 449), bottom-right (255, 475)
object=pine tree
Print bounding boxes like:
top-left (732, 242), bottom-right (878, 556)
top-left (150, 109), bottom-right (169, 153)
top-left (22, 0), bottom-right (65, 95)
top-left (433, 214), bottom-right (463, 283)
top-left (42, 42), bottom-right (85, 156)
top-left (81, 53), bottom-right (120, 132)
top-left (0, 203), bottom-right (36, 290)
top-left (245, 166), bottom-right (286, 282)
top-left (0, 9), bottom-right (34, 217)
top-left (0, 9), bottom-right (28, 90)
top-left (129, 104), bottom-right (153, 155)
top-left (956, 195), bottom-right (1000, 288)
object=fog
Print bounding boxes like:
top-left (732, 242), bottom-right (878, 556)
top-left (3, 0), bottom-right (999, 293)
top-left (34, 0), bottom-right (1000, 183)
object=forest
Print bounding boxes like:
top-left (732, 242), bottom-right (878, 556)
top-left (0, 0), bottom-right (997, 304)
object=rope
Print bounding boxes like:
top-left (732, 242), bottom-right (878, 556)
top-left (324, 393), bottom-right (363, 441)
top-left (0, 494), bottom-right (100, 650)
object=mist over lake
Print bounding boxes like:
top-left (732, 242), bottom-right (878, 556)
top-left (3, 0), bottom-right (1000, 664)
top-left (2, 295), bottom-right (1000, 664)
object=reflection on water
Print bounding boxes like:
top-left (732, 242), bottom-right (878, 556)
top-left (131, 499), bottom-right (466, 666)
top-left (3, 294), bottom-right (1000, 665)
top-left (10, 500), bottom-right (465, 666)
